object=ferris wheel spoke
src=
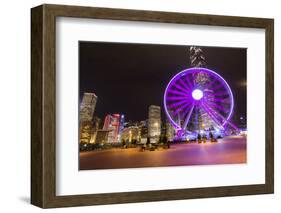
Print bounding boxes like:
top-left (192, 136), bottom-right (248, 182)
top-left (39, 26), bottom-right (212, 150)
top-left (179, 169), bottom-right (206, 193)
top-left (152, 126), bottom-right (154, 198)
top-left (167, 99), bottom-right (191, 108)
top-left (175, 113), bottom-right (181, 128)
top-left (206, 101), bottom-right (228, 113)
top-left (208, 97), bottom-right (231, 104)
top-left (206, 78), bottom-right (219, 89)
top-left (210, 83), bottom-right (224, 91)
top-left (178, 78), bottom-right (191, 91)
top-left (223, 120), bottom-right (239, 131)
top-left (171, 82), bottom-right (189, 93)
top-left (185, 75), bottom-right (194, 88)
top-left (168, 89), bottom-right (189, 97)
top-left (185, 74), bottom-right (194, 89)
top-left (178, 102), bottom-right (194, 118)
top-left (210, 108), bottom-right (228, 124)
top-left (203, 102), bottom-right (230, 125)
top-left (201, 104), bottom-right (222, 129)
top-left (201, 102), bottom-right (224, 129)
top-left (172, 101), bottom-right (193, 116)
top-left (182, 104), bottom-right (195, 130)
top-left (213, 90), bottom-right (230, 97)
top-left (166, 96), bottom-right (190, 101)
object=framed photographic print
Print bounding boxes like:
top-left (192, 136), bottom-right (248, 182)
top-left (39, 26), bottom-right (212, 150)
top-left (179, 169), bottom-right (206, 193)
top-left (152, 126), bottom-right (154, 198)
top-left (31, 4), bottom-right (274, 208)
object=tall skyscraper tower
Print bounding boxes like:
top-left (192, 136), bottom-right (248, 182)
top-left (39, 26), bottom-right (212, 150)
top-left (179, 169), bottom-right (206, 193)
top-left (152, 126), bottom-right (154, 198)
top-left (80, 92), bottom-right (98, 122)
top-left (89, 116), bottom-right (101, 143)
top-left (79, 92), bottom-right (98, 143)
top-left (189, 46), bottom-right (208, 84)
top-left (189, 47), bottom-right (216, 131)
top-left (148, 105), bottom-right (161, 138)
top-left (166, 120), bottom-right (175, 141)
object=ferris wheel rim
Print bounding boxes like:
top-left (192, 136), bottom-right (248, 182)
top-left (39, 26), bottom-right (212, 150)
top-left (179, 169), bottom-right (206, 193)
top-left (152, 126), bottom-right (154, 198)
top-left (163, 67), bottom-right (234, 131)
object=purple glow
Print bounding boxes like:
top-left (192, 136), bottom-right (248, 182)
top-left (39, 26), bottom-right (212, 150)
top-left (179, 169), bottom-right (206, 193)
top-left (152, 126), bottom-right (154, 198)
top-left (200, 102), bottom-right (224, 130)
top-left (171, 82), bottom-right (190, 93)
top-left (168, 89), bottom-right (189, 97)
top-left (206, 101), bottom-right (228, 112)
top-left (173, 102), bottom-right (193, 116)
top-left (163, 67), bottom-right (234, 133)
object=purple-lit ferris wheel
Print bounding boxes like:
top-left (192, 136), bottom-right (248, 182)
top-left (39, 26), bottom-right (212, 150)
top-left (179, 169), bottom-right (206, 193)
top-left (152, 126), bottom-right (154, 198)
top-left (164, 67), bottom-right (234, 135)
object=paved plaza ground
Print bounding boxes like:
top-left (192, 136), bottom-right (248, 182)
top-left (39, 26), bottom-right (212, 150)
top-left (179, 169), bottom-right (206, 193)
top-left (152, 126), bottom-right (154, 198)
top-left (79, 135), bottom-right (246, 170)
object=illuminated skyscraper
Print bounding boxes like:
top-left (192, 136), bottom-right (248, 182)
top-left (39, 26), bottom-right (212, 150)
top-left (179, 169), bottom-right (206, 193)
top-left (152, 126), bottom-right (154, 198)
top-left (166, 120), bottom-right (175, 141)
top-left (148, 105), bottom-right (161, 139)
top-left (103, 114), bottom-right (124, 143)
top-left (89, 116), bottom-right (101, 143)
top-left (80, 92), bottom-right (98, 122)
top-left (138, 120), bottom-right (148, 139)
top-left (79, 92), bottom-right (98, 143)
top-left (190, 47), bottom-right (206, 67)
top-left (189, 47), bottom-right (216, 131)
top-left (121, 126), bottom-right (140, 143)
top-left (95, 130), bottom-right (111, 144)
top-left (80, 124), bottom-right (92, 143)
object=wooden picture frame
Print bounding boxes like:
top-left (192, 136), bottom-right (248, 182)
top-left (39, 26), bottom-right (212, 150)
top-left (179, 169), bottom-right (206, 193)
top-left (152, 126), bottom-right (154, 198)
top-left (31, 4), bottom-right (274, 208)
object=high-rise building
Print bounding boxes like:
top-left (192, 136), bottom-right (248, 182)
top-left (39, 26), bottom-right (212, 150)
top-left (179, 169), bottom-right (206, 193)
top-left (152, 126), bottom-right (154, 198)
top-left (80, 123), bottom-right (92, 143)
top-left (121, 126), bottom-right (140, 143)
top-left (95, 130), bottom-right (111, 144)
top-left (80, 92), bottom-right (98, 122)
top-left (138, 120), bottom-right (148, 138)
top-left (190, 47), bottom-right (206, 67)
top-left (79, 92), bottom-right (98, 143)
top-left (148, 105), bottom-right (161, 139)
top-left (189, 47), bottom-right (217, 131)
top-left (103, 114), bottom-right (124, 143)
top-left (166, 120), bottom-right (175, 141)
top-left (89, 116), bottom-right (101, 143)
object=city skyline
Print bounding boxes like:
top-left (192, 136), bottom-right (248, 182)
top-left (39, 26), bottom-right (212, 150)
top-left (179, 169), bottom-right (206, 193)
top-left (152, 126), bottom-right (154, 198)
top-left (78, 42), bottom-right (247, 170)
top-left (79, 90), bottom-right (163, 144)
top-left (79, 42), bottom-right (247, 122)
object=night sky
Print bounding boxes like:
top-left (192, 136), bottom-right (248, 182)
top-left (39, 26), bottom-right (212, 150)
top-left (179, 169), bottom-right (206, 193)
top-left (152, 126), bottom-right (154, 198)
top-left (79, 42), bottom-right (246, 123)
